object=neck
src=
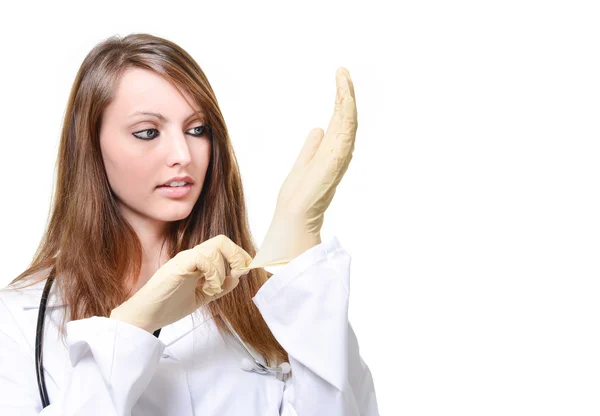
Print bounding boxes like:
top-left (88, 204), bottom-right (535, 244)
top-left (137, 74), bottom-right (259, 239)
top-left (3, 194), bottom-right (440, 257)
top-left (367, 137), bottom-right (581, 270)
top-left (117, 202), bottom-right (176, 294)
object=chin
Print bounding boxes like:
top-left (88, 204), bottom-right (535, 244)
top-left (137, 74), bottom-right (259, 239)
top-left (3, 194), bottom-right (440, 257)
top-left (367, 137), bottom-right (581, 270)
top-left (160, 206), bottom-right (195, 222)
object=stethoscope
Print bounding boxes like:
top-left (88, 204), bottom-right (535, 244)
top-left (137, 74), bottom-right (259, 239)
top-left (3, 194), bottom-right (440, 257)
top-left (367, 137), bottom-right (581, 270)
top-left (35, 269), bottom-right (291, 408)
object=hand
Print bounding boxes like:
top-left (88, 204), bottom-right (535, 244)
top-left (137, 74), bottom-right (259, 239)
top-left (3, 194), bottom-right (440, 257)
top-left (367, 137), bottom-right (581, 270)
top-left (244, 67), bottom-right (358, 270)
top-left (110, 235), bottom-right (253, 333)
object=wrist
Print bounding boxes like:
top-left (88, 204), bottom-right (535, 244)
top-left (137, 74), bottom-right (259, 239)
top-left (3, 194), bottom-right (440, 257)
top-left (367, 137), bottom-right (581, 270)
top-left (259, 222), bottom-right (321, 263)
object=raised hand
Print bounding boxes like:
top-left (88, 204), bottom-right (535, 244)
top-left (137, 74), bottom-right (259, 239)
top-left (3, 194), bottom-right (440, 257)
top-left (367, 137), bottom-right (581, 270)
top-left (244, 67), bottom-right (358, 271)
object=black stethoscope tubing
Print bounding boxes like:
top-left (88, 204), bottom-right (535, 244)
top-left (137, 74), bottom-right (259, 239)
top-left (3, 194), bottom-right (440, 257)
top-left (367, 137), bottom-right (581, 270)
top-left (35, 269), bottom-right (161, 408)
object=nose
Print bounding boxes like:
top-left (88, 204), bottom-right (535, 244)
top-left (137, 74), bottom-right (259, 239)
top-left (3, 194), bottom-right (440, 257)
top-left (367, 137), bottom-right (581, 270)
top-left (165, 130), bottom-right (192, 167)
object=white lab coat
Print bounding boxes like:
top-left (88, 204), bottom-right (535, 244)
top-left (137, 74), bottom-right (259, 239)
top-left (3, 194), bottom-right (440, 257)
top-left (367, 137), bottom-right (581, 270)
top-left (0, 236), bottom-right (379, 415)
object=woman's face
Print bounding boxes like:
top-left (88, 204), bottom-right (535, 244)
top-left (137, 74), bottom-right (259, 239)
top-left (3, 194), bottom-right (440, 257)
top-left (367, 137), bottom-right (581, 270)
top-left (99, 67), bottom-right (211, 228)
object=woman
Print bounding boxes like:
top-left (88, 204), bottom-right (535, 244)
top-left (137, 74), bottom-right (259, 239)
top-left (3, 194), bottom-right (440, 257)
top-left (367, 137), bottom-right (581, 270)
top-left (0, 33), bottom-right (379, 415)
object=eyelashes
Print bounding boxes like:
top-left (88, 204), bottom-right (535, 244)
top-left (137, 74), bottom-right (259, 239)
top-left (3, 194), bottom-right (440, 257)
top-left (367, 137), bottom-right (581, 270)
top-left (132, 124), bottom-right (212, 141)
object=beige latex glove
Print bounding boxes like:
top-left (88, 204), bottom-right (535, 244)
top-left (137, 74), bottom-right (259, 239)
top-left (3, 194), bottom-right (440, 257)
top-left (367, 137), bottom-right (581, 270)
top-left (109, 235), bottom-right (253, 333)
top-left (242, 67), bottom-right (358, 271)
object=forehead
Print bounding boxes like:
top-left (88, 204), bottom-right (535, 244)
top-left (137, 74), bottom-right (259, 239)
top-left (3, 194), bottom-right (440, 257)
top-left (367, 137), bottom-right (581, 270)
top-left (108, 67), bottom-right (200, 117)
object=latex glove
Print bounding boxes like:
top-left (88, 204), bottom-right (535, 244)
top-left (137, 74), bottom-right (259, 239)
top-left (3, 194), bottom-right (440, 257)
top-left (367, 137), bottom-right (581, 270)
top-left (109, 235), bottom-right (253, 333)
top-left (242, 67), bottom-right (358, 271)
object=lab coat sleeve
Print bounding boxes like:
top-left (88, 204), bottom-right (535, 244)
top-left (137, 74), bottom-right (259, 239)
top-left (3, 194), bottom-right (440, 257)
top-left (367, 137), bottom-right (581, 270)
top-left (252, 236), bottom-right (380, 416)
top-left (0, 297), bottom-right (165, 416)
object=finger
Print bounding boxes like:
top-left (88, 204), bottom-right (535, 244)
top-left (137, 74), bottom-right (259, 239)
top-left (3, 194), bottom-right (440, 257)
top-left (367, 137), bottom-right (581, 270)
top-left (212, 275), bottom-right (240, 301)
top-left (327, 67), bottom-right (357, 142)
top-left (317, 67), bottom-right (358, 160)
top-left (341, 66), bottom-right (355, 99)
top-left (190, 249), bottom-right (223, 296)
top-left (195, 275), bottom-right (239, 306)
top-left (336, 67), bottom-right (356, 114)
top-left (209, 235), bottom-right (254, 279)
top-left (195, 244), bottom-right (226, 290)
top-left (291, 128), bottom-right (325, 171)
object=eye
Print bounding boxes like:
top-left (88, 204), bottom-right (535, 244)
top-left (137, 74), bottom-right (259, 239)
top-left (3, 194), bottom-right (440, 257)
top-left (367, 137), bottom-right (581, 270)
top-left (132, 124), bottom-right (212, 141)
top-left (189, 124), bottom-right (212, 137)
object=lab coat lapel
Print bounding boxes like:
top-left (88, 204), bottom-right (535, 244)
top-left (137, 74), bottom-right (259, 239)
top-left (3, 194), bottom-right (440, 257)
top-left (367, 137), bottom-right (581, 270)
top-left (158, 307), bottom-right (214, 363)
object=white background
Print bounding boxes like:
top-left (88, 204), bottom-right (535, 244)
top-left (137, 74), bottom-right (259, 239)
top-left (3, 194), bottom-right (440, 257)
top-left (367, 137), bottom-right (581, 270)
top-left (1, 1), bottom-right (599, 414)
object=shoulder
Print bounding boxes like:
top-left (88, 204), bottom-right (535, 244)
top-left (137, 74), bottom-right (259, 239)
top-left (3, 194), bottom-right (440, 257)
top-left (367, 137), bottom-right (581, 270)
top-left (0, 265), bottom-right (66, 310)
top-left (0, 278), bottom-right (65, 310)
top-left (0, 274), bottom-right (67, 349)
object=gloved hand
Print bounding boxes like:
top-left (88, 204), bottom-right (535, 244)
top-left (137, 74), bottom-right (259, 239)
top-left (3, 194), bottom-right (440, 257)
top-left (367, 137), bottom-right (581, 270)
top-left (243, 67), bottom-right (358, 271)
top-left (109, 235), bottom-right (253, 333)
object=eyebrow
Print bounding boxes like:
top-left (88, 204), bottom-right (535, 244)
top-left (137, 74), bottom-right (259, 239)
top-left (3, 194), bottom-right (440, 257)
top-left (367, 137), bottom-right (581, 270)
top-left (129, 111), bottom-right (205, 122)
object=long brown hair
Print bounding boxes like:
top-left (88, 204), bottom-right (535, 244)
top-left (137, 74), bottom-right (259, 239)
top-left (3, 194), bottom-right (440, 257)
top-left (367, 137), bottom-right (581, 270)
top-left (7, 33), bottom-right (290, 370)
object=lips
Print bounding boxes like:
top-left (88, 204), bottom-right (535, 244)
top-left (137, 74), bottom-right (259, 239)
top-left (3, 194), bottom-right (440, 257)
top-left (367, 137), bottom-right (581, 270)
top-left (156, 182), bottom-right (193, 198)
top-left (158, 175), bottom-right (194, 187)
top-left (157, 183), bottom-right (190, 188)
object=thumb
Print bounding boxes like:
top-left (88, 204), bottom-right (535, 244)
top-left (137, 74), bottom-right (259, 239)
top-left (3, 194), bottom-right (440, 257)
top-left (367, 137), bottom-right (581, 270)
top-left (292, 128), bottom-right (324, 170)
